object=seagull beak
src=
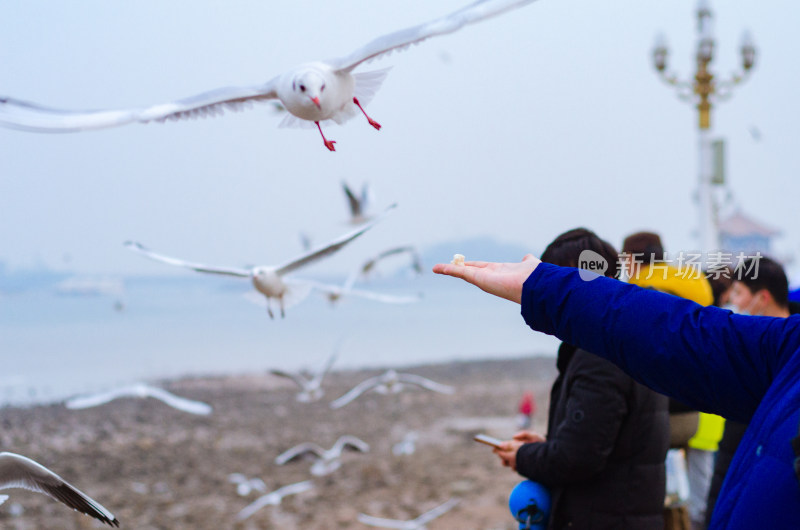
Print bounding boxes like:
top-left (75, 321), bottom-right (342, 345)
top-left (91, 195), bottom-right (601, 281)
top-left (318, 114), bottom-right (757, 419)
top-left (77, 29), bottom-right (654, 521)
top-left (311, 96), bottom-right (321, 109)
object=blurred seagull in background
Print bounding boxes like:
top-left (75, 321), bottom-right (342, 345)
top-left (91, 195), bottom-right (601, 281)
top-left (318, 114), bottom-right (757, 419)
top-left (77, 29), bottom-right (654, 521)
top-left (274, 435), bottom-right (370, 477)
top-left (0, 0), bottom-right (538, 151)
top-left (330, 369), bottom-right (454, 409)
top-left (392, 432), bottom-right (419, 456)
top-left (0, 452), bottom-right (120, 527)
top-left (227, 473), bottom-right (267, 497)
top-left (235, 480), bottom-right (313, 521)
top-left (358, 246), bottom-right (423, 279)
top-left (125, 204), bottom-right (395, 318)
top-left (342, 181), bottom-right (373, 225)
top-left (269, 344), bottom-right (340, 402)
top-left (65, 383), bottom-right (212, 415)
top-left (358, 498), bottom-right (460, 529)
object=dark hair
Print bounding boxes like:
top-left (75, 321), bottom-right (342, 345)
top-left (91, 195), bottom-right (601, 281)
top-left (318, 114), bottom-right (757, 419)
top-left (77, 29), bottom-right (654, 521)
top-left (706, 270), bottom-right (734, 307)
top-left (734, 255), bottom-right (789, 308)
top-left (540, 228), bottom-right (619, 278)
top-left (622, 231), bottom-right (665, 264)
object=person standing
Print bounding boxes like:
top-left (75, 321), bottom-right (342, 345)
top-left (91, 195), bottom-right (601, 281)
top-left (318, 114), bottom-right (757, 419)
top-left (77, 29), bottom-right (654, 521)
top-left (493, 228), bottom-right (670, 529)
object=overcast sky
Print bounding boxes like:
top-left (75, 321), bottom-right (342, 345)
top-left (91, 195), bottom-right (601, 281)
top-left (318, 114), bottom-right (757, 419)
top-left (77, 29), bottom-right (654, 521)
top-left (1, 0), bottom-right (798, 278)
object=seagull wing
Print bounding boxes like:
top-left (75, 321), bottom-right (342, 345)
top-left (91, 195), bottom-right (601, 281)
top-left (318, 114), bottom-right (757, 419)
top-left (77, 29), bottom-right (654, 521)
top-left (342, 181), bottom-right (362, 217)
top-left (271, 480), bottom-right (314, 500)
top-left (332, 435), bottom-right (370, 455)
top-left (64, 385), bottom-right (138, 409)
top-left (236, 493), bottom-right (277, 521)
top-left (274, 204), bottom-right (396, 277)
top-left (328, 0), bottom-right (537, 72)
top-left (124, 241), bottom-right (251, 277)
top-left (143, 386), bottom-right (213, 415)
top-left (274, 443), bottom-right (326, 465)
top-left (0, 453), bottom-right (119, 527)
top-left (269, 369), bottom-right (310, 390)
top-left (414, 498), bottom-right (460, 526)
top-left (329, 375), bottom-right (383, 409)
top-left (0, 81), bottom-right (278, 133)
top-left (397, 374), bottom-right (455, 394)
top-left (0, 494), bottom-right (7, 505)
top-left (357, 513), bottom-right (413, 529)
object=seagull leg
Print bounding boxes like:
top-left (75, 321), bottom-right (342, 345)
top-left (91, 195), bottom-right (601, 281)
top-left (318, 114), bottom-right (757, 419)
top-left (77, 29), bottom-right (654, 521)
top-left (266, 299), bottom-right (275, 319)
top-left (280, 298), bottom-right (286, 318)
top-left (315, 122), bottom-right (336, 151)
top-left (353, 98), bottom-right (381, 130)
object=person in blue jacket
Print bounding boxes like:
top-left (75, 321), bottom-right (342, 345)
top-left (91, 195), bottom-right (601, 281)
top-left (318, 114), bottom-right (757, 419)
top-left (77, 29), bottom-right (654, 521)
top-left (433, 253), bottom-right (800, 529)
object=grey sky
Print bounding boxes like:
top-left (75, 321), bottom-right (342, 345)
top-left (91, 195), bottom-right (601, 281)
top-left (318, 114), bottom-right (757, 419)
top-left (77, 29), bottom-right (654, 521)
top-left (1, 0), bottom-right (798, 277)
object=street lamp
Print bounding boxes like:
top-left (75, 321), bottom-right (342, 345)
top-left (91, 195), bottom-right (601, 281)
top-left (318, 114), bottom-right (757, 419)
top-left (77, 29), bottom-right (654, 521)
top-left (651, 0), bottom-right (756, 255)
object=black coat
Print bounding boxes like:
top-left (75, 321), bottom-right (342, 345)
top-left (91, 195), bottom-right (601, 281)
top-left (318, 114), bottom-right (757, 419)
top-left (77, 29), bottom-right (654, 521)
top-left (516, 343), bottom-right (669, 529)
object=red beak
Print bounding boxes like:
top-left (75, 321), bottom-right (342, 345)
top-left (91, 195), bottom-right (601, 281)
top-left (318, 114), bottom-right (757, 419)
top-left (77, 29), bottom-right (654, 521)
top-left (311, 96), bottom-right (321, 109)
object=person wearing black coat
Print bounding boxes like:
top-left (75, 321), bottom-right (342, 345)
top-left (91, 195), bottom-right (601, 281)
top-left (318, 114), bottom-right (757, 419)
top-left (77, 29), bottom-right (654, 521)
top-left (493, 229), bottom-right (670, 529)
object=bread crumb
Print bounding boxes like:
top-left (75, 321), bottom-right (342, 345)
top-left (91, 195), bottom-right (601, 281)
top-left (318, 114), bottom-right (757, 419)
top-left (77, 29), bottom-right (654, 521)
top-left (451, 254), bottom-right (465, 266)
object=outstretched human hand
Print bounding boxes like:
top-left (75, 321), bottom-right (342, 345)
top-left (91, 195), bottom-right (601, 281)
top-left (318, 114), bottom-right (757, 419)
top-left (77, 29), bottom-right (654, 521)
top-left (432, 255), bottom-right (541, 304)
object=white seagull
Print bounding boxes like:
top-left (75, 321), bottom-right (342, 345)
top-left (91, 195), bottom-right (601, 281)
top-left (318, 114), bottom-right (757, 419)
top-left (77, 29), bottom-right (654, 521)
top-left (330, 369), bottom-right (454, 409)
top-left (235, 480), bottom-right (313, 521)
top-left (0, 0), bottom-right (537, 151)
top-left (358, 498), bottom-right (460, 530)
top-left (0, 452), bottom-right (119, 527)
top-left (274, 435), bottom-right (370, 477)
top-left (125, 204), bottom-right (394, 318)
top-left (65, 383), bottom-right (212, 415)
top-left (269, 346), bottom-right (340, 403)
top-left (227, 473), bottom-right (267, 497)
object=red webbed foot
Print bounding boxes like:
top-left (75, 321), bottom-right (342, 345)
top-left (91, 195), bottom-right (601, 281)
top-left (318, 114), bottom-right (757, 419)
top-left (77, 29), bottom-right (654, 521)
top-left (323, 139), bottom-right (337, 151)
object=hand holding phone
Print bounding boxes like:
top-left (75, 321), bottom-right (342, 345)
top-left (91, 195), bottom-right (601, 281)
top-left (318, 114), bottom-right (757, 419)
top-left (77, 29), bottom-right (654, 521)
top-left (473, 434), bottom-right (504, 448)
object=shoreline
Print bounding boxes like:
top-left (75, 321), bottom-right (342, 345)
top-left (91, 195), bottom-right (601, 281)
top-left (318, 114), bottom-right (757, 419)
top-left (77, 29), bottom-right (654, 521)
top-left (0, 355), bottom-right (557, 529)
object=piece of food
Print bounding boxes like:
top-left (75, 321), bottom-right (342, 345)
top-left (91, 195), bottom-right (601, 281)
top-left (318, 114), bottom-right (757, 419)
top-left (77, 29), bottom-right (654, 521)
top-left (451, 254), bottom-right (465, 266)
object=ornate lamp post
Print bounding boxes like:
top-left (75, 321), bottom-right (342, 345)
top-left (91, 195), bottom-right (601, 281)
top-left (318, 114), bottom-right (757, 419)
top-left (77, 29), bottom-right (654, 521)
top-left (652, 0), bottom-right (756, 255)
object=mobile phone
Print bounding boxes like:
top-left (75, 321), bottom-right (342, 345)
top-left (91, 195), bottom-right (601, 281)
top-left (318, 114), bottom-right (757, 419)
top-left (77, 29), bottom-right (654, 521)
top-left (473, 434), bottom-right (504, 448)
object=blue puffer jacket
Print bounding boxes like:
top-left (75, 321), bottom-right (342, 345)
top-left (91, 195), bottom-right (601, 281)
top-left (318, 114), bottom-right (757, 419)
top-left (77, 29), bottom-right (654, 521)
top-left (520, 263), bottom-right (800, 529)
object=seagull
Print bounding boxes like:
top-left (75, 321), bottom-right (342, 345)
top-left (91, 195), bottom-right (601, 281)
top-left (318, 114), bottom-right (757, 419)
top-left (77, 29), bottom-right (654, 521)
top-left (235, 480), bottom-right (313, 521)
top-left (227, 473), bottom-right (267, 497)
top-left (343, 181), bottom-right (373, 225)
top-left (125, 204), bottom-right (394, 318)
top-left (65, 383), bottom-right (212, 415)
top-left (0, 452), bottom-right (119, 527)
top-left (392, 432), bottom-right (419, 456)
top-left (358, 498), bottom-right (460, 530)
top-left (358, 246), bottom-right (423, 279)
top-left (274, 435), bottom-right (370, 477)
top-left (330, 369), bottom-right (454, 409)
top-left (269, 345), bottom-right (340, 402)
top-left (0, 0), bottom-right (537, 151)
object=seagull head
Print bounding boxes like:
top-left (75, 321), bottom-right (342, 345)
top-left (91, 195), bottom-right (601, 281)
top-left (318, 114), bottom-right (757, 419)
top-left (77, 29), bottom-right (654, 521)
top-left (291, 71), bottom-right (327, 110)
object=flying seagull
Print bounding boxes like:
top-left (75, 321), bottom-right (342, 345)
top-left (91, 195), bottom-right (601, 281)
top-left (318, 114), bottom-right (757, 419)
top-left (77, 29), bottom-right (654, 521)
top-left (330, 369), bottom-right (454, 409)
top-left (358, 246), bottom-right (423, 279)
top-left (274, 435), bottom-right (370, 477)
top-left (65, 383), bottom-right (212, 415)
top-left (0, 452), bottom-right (119, 527)
top-left (235, 480), bottom-right (313, 521)
top-left (0, 0), bottom-right (537, 151)
top-left (125, 204), bottom-right (394, 318)
top-left (342, 181), bottom-right (373, 225)
top-left (269, 345), bottom-right (340, 402)
top-left (358, 498), bottom-right (460, 530)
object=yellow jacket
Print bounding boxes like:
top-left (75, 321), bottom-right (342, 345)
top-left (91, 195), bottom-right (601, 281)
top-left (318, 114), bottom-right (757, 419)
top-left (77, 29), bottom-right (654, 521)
top-left (628, 264), bottom-right (713, 306)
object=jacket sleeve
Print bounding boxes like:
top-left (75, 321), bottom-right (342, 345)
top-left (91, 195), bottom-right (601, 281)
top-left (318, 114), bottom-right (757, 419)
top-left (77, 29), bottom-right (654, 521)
top-left (515, 352), bottom-right (630, 485)
top-left (520, 263), bottom-right (800, 423)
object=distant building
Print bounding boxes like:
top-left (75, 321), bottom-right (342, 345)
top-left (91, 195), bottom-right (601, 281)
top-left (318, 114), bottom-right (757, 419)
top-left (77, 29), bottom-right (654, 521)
top-left (718, 209), bottom-right (780, 256)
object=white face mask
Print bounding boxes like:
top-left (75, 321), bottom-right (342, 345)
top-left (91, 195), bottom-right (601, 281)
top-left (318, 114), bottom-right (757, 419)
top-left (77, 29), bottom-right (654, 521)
top-left (733, 297), bottom-right (762, 317)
